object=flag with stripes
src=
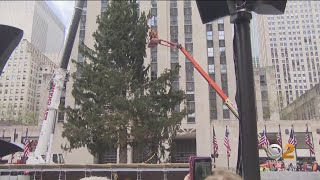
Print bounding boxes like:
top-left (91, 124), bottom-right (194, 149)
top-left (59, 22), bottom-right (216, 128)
top-left (224, 126), bottom-right (231, 157)
top-left (277, 125), bottom-right (282, 147)
top-left (213, 128), bottom-right (219, 156)
top-left (288, 127), bottom-right (297, 147)
top-left (24, 139), bottom-right (31, 158)
top-left (305, 127), bottom-right (315, 155)
top-left (258, 129), bottom-right (270, 147)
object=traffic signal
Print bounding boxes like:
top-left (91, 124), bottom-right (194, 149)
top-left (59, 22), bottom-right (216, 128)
top-left (0, 25), bottom-right (23, 75)
top-left (195, 0), bottom-right (287, 24)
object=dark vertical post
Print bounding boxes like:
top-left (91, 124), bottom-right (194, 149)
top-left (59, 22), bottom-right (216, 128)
top-left (60, 0), bottom-right (86, 69)
top-left (231, 10), bottom-right (260, 180)
top-left (227, 155), bottom-right (230, 170)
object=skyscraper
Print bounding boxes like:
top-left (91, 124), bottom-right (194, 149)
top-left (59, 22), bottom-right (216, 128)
top-left (0, 40), bottom-right (58, 124)
top-left (0, 1), bottom-right (65, 123)
top-left (257, 1), bottom-right (320, 109)
top-left (0, 1), bottom-right (65, 64)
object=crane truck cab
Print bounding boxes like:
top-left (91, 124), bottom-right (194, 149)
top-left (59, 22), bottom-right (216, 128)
top-left (26, 153), bottom-right (64, 164)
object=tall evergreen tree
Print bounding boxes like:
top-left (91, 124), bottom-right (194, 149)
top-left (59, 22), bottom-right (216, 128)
top-left (62, 0), bottom-right (186, 163)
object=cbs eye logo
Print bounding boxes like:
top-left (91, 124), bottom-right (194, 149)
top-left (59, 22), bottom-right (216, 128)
top-left (265, 144), bottom-right (295, 160)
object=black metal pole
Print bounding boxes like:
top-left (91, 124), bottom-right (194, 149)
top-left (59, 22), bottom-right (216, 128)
top-left (60, 0), bottom-right (85, 70)
top-left (230, 10), bottom-right (260, 180)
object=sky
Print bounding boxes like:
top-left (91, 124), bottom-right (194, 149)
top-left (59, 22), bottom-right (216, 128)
top-left (46, 1), bottom-right (75, 26)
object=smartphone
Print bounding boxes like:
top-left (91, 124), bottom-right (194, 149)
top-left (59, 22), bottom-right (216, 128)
top-left (189, 156), bottom-right (212, 180)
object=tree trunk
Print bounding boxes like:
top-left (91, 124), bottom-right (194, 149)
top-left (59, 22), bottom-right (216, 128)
top-left (118, 129), bottom-right (127, 163)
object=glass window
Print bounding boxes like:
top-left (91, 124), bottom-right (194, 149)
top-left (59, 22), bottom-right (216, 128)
top-left (219, 40), bottom-right (225, 47)
top-left (208, 65), bottom-right (215, 73)
top-left (208, 57), bottom-right (214, 65)
top-left (218, 24), bottom-right (224, 31)
top-left (208, 48), bottom-right (214, 57)
top-left (207, 31), bottom-right (213, 40)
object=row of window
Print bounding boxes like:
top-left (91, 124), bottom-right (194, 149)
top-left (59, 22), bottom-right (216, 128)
top-left (184, 2), bottom-right (195, 124)
top-left (170, 1), bottom-right (180, 114)
top-left (150, 0), bottom-right (158, 81)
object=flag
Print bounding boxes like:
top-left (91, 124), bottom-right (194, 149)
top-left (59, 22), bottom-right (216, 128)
top-left (24, 139), bottom-right (31, 158)
top-left (305, 126), bottom-right (315, 155)
top-left (288, 126), bottom-right (297, 147)
top-left (224, 126), bottom-right (231, 157)
top-left (258, 128), bottom-right (270, 148)
top-left (213, 127), bottom-right (219, 156)
top-left (277, 124), bottom-right (282, 147)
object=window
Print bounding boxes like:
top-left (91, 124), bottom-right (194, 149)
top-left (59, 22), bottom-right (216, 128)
top-left (208, 64), bottom-right (215, 73)
top-left (207, 40), bottom-right (213, 48)
top-left (171, 139), bottom-right (196, 163)
top-left (223, 109), bottom-right (230, 119)
top-left (208, 48), bottom-right (213, 57)
top-left (219, 31), bottom-right (225, 40)
top-left (219, 40), bottom-right (226, 47)
top-left (221, 64), bottom-right (227, 73)
top-left (218, 24), bottom-right (224, 31)
top-left (170, 8), bottom-right (178, 16)
top-left (207, 31), bottom-right (213, 40)
top-left (208, 57), bottom-right (214, 65)
top-left (151, 8), bottom-right (157, 16)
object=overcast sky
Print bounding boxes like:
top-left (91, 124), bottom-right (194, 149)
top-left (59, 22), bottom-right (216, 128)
top-left (47, 1), bottom-right (75, 26)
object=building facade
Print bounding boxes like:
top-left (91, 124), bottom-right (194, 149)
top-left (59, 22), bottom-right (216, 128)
top-left (0, 39), bottom-right (58, 124)
top-left (251, 13), bottom-right (261, 68)
top-left (254, 66), bottom-right (280, 121)
top-left (0, 1), bottom-right (65, 64)
top-left (257, 1), bottom-right (320, 109)
top-left (281, 83), bottom-right (320, 120)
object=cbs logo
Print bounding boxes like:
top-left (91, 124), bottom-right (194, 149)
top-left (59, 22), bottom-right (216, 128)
top-left (265, 144), bottom-right (295, 160)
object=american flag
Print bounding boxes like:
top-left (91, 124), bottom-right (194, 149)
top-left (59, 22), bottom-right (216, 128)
top-left (258, 129), bottom-right (270, 148)
top-left (305, 126), bottom-right (315, 155)
top-left (212, 128), bottom-right (218, 156)
top-left (24, 139), bottom-right (31, 158)
top-left (224, 126), bottom-right (231, 157)
top-left (288, 127), bottom-right (297, 146)
top-left (277, 125), bottom-right (282, 147)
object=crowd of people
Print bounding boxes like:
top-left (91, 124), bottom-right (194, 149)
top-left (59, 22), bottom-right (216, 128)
top-left (260, 160), bottom-right (320, 172)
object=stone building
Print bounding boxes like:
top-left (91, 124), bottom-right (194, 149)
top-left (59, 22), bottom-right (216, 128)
top-left (281, 83), bottom-right (320, 120)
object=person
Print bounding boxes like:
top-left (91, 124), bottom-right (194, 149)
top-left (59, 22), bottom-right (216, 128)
top-left (184, 168), bottom-right (243, 180)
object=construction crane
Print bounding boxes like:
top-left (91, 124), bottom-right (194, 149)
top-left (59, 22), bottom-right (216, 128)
top-left (26, 0), bottom-right (86, 164)
top-left (148, 29), bottom-right (239, 119)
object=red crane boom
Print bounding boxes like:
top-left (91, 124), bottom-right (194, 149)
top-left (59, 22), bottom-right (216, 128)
top-left (147, 29), bottom-right (239, 119)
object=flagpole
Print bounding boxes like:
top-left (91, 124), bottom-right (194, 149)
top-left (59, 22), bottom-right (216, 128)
top-left (310, 125), bottom-right (316, 160)
top-left (292, 124), bottom-right (298, 165)
top-left (227, 154), bottom-right (230, 170)
top-left (306, 124), bottom-right (313, 162)
top-left (226, 125), bottom-right (230, 170)
top-left (213, 127), bottom-right (216, 168)
top-left (279, 124), bottom-right (283, 160)
top-left (306, 124), bottom-right (311, 160)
